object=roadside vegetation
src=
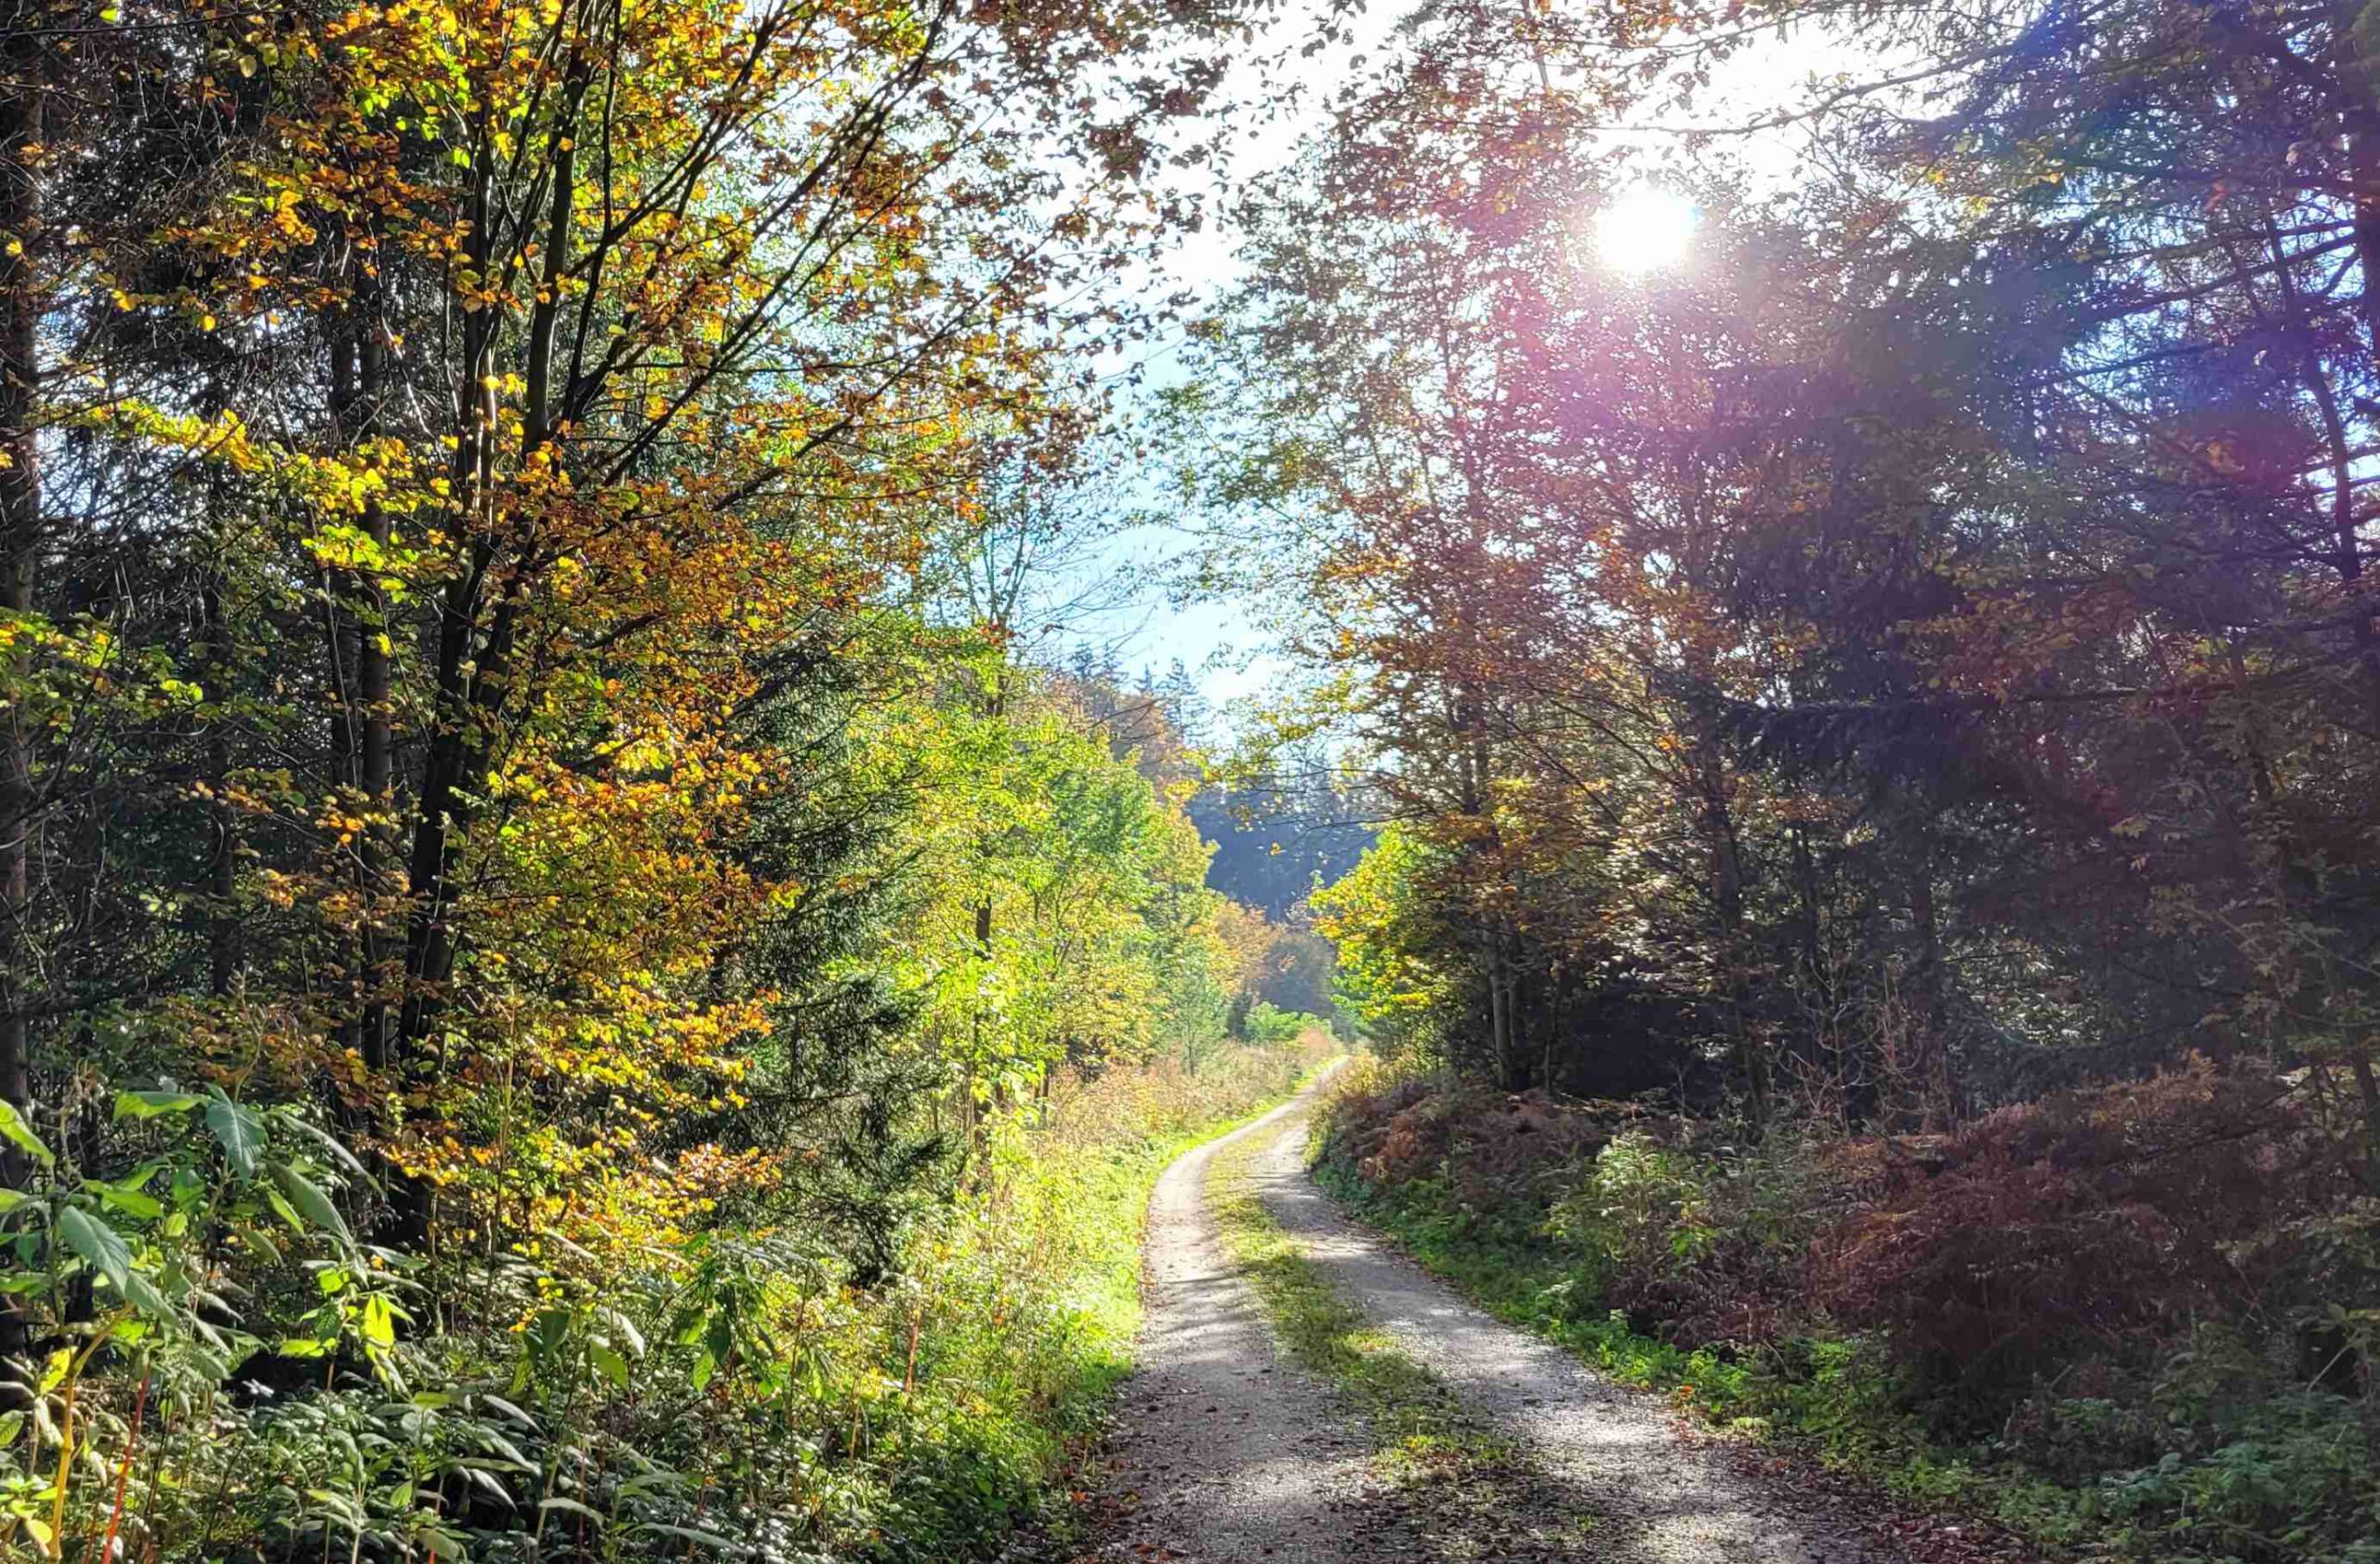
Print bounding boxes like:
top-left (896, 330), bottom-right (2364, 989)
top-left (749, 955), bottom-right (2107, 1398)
top-left (1313, 1061), bottom-right (2380, 1564)
top-left (3, 1029), bottom-right (1329, 1562)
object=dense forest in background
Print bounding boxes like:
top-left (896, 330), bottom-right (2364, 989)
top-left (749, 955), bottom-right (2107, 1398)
top-left (1051, 648), bottom-right (1368, 1022)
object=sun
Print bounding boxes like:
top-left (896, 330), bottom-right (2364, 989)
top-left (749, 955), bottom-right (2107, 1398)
top-left (1593, 186), bottom-right (1699, 276)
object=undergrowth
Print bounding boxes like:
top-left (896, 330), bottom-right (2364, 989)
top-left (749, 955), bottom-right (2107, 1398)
top-left (1310, 1057), bottom-right (2380, 1564)
top-left (0, 1040), bottom-right (1331, 1564)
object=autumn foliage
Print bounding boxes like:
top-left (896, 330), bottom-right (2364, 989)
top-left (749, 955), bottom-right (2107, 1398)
top-left (0, 0), bottom-right (1278, 1557)
top-left (1817, 1062), bottom-right (2362, 1373)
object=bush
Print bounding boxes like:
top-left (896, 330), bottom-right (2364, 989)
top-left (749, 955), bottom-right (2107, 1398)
top-left (1815, 1060), bottom-right (2360, 1383)
top-left (1240, 1001), bottom-right (1329, 1046)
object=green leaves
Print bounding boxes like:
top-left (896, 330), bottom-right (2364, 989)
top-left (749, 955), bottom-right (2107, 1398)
top-left (588, 1344), bottom-right (631, 1388)
top-left (269, 1161), bottom-right (351, 1243)
top-left (206, 1097), bottom-right (267, 1180)
top-left (0, 1098), bottom-right (52, 1167)
top-left (59, 1205), bottom-right (133, 1294)
top-left (361, 1292), bottom-right (397, 1347)
top-left (115, 1089), bottom-right (205, 1120)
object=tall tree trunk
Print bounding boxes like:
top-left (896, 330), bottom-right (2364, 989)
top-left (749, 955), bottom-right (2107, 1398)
top-left (398, 115), bottom-right (500, 1073)
top-left (1486, 934), bottom-right (1524, 1092)
top-left (1905, 843), bottom-right (1951, 1130)
top-left (1698, 756), bottom-right (1762, 1125)
top-left (0, 20), bottom-right (42, 1400)
top-left (341, 288), bottom-right (393, 1068)
top-left (2344, 116), bottom-right (2380, 735)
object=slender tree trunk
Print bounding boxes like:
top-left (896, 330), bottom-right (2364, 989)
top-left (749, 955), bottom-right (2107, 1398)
top-left (1486, 936), bottom-right (1523, 1092)
top-left (1906, 843), bottom-right (1951, 1129)
top-left (0, 21), bottom-right (42, 1399)
top-left (205, 565), bottom-right (238, 997)
top-left (2343, 117), bottom-right (2380, 735)
top-left (398, 116), bottom-right (500, 1070)
top-left (349, 293), bottom-right (393, 1067)
top-left (1698, 757), bottom-right (1762, 1125)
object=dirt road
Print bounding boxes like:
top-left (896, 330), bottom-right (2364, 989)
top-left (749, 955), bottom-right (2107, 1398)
top-left (1065, 1089), bottom-right (1434, 1563)
top-left (1064, 1076), bottom-right (1958, 1564)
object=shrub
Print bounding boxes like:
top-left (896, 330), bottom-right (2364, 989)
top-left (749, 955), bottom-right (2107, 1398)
top-left (1240, 1001), bottom-right (1330, 1046)
top-left (1814, 1059), bottom-right (2360, 1384)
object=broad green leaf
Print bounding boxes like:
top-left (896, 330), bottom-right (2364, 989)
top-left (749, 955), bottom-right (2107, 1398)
top-left (0, 1188), bottom-right (31, 1214)
top-left (124, 1269), bottom-right (175, 1319)
top-left (0, 1099), bottom-right (51, 1167)
top-left (478, 1394), bottom-right (536, 1428)
top-left (539, 1498), bottom-right (603, 1522)
top-left (269, 1162), bottom-right (351, 1242)
top-left (108, 1160), bottom-right (165, 1194)
top-left (206, 1099), bottom-right (266, 1180)
top-left (114, 1090), bottom-right (205, 1120)
top-left (588, 1345), bottom-right (630, 1388)
top-left (59, 1205), bottom-right (132, 1293)
top-left (96, 1184), bottom-right (164, 1221)
top-left (362, 1293), bottom-right (395, 1347)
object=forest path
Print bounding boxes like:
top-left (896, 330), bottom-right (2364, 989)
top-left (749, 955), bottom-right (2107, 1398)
top-left (1064, 1073), bottom-right (1914, 1564)
top-left (1062, 1077), bottom-right (1434, 1564)
top-left (1246, 1100), bottom-right (1874, 1564)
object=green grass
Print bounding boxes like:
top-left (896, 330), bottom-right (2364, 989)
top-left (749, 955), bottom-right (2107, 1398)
top-left (1204, 1117), bottom-right (1604, 1557)
top-left (1208, 1123), bottom-right (1505, 1473)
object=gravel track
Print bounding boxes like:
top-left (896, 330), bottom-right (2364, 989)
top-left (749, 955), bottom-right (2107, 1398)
top-left (1068, 1087), bottom-right (1432, 1563)
top-left (1248, 1099), bottom-right (1877, 1564)
top-left (1067, 1077), bottom-right (1944, 1564)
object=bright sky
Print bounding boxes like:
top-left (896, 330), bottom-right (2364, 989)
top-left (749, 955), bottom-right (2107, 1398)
top-left (1053, 4), bottom-right (1868, 740)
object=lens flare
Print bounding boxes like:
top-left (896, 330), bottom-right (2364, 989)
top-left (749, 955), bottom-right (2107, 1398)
top-left (1593, 187), bottom-right (1699, 275)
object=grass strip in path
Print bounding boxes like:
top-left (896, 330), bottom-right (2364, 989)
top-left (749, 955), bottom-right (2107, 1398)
top-left (1206, 1117), bottom-right (1599, 1562)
